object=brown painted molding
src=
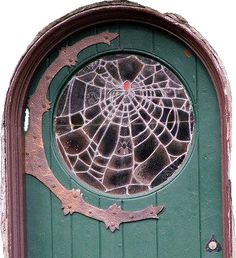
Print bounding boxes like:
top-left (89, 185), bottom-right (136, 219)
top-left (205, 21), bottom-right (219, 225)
top-left (3, 1), bottom-right (232, 257)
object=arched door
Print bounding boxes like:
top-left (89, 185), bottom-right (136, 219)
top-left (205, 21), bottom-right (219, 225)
top-left (4, 2), bottom-right (232, 258)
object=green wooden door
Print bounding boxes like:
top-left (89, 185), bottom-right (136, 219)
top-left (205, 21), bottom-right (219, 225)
top-left (25, 22), bottom-right (223, 258)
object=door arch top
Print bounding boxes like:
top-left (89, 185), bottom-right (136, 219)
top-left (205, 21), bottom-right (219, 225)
top-left (3, 1), bottom-right (232, 258)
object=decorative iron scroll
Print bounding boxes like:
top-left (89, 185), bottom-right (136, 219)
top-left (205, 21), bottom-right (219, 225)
top-left (25, 32), bottom-right (164, 232)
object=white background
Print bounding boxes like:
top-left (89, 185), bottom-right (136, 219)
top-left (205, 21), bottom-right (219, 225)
top-left (0, 0), bottom-right (235, 257)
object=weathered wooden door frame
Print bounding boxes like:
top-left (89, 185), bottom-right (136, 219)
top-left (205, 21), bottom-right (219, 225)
top-left (3, 1), bottom-right (232, 257)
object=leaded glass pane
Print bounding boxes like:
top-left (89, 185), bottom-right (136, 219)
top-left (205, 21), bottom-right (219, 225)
top-left (55, 54), bottom-right (194, 195)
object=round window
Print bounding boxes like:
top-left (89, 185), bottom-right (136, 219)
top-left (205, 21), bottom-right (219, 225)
top-left (54, 54), bottom-right (194, 195)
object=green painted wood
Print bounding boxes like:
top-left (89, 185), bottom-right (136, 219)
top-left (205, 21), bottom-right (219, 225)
top-left (123, 195), bottom-right (158, 258)
top-left (50, 60), bottom-right (73, 257)
top-left (25, 22), bottom-right (224, 258)
top-left (26, 57), bottom-right (53, 258)
top-left (158, 149), bottom-right (200, 258)
top-left (71, 180), bottom-right (100, 258)
top-left (97, 23), bottom-right (120, 52)
top-left (26, 176), bottom-right (53, 258)
top-left (197, 60), bottom-right (223, 258)
top-left (94, 28), bottom-right (123, 258)
top-left (70, 27), bottom-right (98, 64)
top-left (156, 36), bottom-right (200, 258)
top-left (119, 23), bottom-right (161, 258)
top-left (49, 66), bottom-right (71, 183)
top-left (120, 23), bottom-right (153, 52)
top-left (153, 30), bottom-right (197, 102)
top-left (99, 198), bottom-right (123, 258)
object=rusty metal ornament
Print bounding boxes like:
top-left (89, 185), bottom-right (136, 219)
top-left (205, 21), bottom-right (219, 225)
top-left (25, 32), bottom-right (164, 232)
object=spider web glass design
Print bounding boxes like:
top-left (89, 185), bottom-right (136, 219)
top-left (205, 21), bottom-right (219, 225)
top-left (55, 54), bottom-right (194, 195)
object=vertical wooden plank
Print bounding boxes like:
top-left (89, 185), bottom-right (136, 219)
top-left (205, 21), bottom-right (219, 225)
top-left (49, 60), bottom-right (73, 257)
top-left (154, 26), bottom-right (200, 258)
top-left (26, 57), bottom-right (53, 258)
top-left (123, 195), bottom-right (158, 258)
top-left (157, 149), bottom-right (200, 258)
top-left (49, 195), bottom-right (73, 258)
top-left (49, 66), bottom-right (71, 183)
top-left (97, 23), bottom-right (120, 53)
top-left (70, 27), bottom-right (97, 63)
top-left (69, 27), bottom-right (107, 258)
top-left (120, 23), bottom-right (153, 51)
top-left (197, 60), bottom-right (223, 258)
top-left (71, 180), bottom-right (100, 258)
top-left (100, 198), bottom-right (123, 258)
top-left (97, 23), bottom-right (123, 257)
top-left (45, 24), bottom-right (122, 258)
top-left (117, 24), bottom-right (158, 258)
top-left (153, 30), bottom-right (197, 102)
top-left (26, 176), bottom-right (53, 258)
